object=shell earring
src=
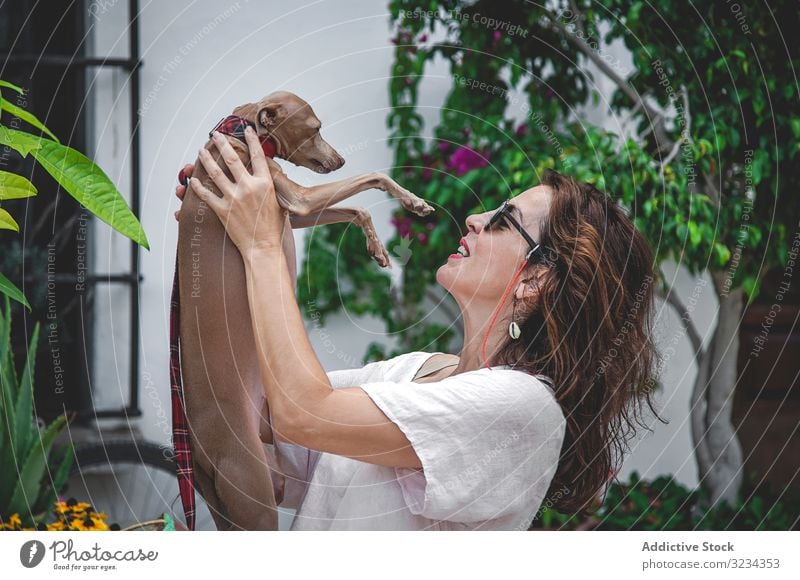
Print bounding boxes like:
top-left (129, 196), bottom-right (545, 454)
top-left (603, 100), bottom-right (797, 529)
top-left (509, 295), bottom-right (522, 340)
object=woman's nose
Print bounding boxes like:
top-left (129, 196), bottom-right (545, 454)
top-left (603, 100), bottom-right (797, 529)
top-left (465, 213), bottom-right (484, 234)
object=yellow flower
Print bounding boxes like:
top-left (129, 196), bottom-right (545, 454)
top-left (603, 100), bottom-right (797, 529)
top-left (81, 516), bottom-right (95, 530)
top-left (90, 517), bottom-right (109, 530)
top-left (2, 501), bottom-right (115, 532)
top-left (9, 514), bottom-right (22, 529)
top-left (54, 501), bottom-right (69, 514)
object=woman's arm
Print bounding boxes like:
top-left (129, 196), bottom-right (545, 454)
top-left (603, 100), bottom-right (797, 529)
top-left (242, 246), bottom-right (422, 469)
top-left (191, 127), bottom-right (422, 469)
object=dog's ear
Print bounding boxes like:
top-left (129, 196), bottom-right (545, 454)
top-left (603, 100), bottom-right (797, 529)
top-left (258, 102), bottom-right (286, 129)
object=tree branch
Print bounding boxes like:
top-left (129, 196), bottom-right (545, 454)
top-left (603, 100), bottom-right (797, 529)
top-left (659, 86), bottom-right (692, 180)
top-left (702, 172), bottom-right (722, 206)
top-left (567, 0), bottom-right (587, 36)
top-left (542, 9), bottom-right (674, 152)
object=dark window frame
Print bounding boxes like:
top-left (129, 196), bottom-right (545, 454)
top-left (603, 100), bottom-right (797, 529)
top-left (0, 0), bottom-right (144, 422)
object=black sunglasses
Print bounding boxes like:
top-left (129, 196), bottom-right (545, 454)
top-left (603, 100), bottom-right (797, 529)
top-left (485, 199), bottom-right (554, 265)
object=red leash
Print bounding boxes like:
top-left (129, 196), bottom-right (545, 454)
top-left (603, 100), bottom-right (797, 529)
top-left (170, 116), bottom-right (278, 530)
top-left (169, 250), bottom-right (196, 530)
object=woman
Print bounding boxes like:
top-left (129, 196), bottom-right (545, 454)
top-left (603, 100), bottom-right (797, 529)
top-left (173, 127), bottom-right (662, 530)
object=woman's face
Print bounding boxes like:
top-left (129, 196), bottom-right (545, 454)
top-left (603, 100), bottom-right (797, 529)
top-left (436, 185), bottom-right (553, 307)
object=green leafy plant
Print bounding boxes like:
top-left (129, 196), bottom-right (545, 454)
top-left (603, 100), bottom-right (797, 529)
top-left (593, 471), bottom-right (700, 530)
top-left (0, 296), bottom-right (76, 528)
top-left (298, 0), bottom-right (798, 510)
top-left (568, 470), bottom-right (799, 531)
top-left (0, 79), bottom-right (149, 309)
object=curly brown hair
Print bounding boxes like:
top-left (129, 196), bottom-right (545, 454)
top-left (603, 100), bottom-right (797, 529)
top-left (494, 169), bottom-right (666, 518)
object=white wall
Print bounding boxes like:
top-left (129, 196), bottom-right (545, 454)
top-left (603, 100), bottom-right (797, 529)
top-left (87, 0), bottom-right (409, 439)
top-left (86, 0), bottom-right (714, 518)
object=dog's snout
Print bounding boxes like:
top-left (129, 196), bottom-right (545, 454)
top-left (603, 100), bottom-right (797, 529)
top-left (320, 154), bottom-right (345, 172)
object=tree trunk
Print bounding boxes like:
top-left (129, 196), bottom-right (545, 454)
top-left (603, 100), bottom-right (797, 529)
top-left (690, 272), bottom-right (745, 509)
top-left (689, 341), bottom-right (713, 484)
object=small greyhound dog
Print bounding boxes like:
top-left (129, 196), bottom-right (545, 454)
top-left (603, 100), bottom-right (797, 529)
top-left (174, 90), bottom-right (434, 530)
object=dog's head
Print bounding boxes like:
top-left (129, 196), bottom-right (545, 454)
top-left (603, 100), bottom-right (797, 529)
top-left (232, 91), bottom-right (345, 174)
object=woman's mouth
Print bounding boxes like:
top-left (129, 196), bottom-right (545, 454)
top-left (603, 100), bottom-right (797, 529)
top-left (449, 237), bottom-right (470, 260)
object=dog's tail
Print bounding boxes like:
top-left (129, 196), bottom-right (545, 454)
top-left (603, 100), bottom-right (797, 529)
top-left (170, 248), bottom-right (196, 531)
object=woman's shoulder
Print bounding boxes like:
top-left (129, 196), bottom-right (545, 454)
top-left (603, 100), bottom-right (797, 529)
top-left (326, 351), bottom-right (431, 387)
top-left (362, 350), bottom-right (432, 373)
top-left (451, 366), bottom-right (564, 423)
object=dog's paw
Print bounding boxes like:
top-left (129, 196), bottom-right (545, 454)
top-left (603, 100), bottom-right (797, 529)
top-left (367, 238), bottom-right (391, 268)
top-left (374, 247), bottom-right (392, 269)
top-left (400, 195), bottom-right (436, 216)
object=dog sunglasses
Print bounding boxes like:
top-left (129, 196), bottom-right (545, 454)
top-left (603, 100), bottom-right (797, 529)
top-left (485, 198), bottom-right (553, 265)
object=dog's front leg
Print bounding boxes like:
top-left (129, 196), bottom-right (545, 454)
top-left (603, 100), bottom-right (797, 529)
top-left (289, 206), bottom-right (390, 267)
top-left (270, 163), bottom-right (434, 218)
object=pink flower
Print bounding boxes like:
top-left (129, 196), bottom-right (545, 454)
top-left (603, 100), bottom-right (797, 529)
top-left (493, 31), bottom-right (502, 43)
top-left (390, 30), bottom-right (413, 45)
top-left (417, 232), bottom-right (428, 245)
top-left (447, 145), bottom-right (488, 176)
top-left (516, 123), bottom-right (529, 137)
top-left (419, 34), bottom-right (428, 43)
top-left (390, 215), bottom-right (413, 237)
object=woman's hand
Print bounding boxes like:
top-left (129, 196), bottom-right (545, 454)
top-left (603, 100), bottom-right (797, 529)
top-left (191, 126), bottom-right (287, 257)
top-left (173, 163), bottom-right (194, 221)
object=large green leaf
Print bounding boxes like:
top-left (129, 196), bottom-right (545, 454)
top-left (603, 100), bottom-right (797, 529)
top-left (30, 143), bottom-right (150, 249)
top-left (0, 399), bottom-right (5, 472)
top-left (0, 125), bottom-right (42, 156)
top-left (7, 413), bottom-right (67, 519)
top-left (0, 170), bottom-right (37, 200)
top-left (51, 437), bottom-right (75, 493)
top-left (0, 298), bottom-right (9, 453)
top-left (0, 207), bottom-right (19, 231)
top-left (33, 435), bottom-right (75, 519)
top-left (0, 126), bottom-right (149, 249)
top-left (0, 433), bottom-right (15, 509)
top-left (0, 80), bottom-right (24, 94)
top-left (13, 322), bottom-right (39, 462)
top-left (0, 272), bottom-right (30, 311)
top-left (0, 99), bottom-right (59, 142)
top-left (0, 295), bottom-right (13, 387)
top-left (0, 297), bottom-right (18, 509)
